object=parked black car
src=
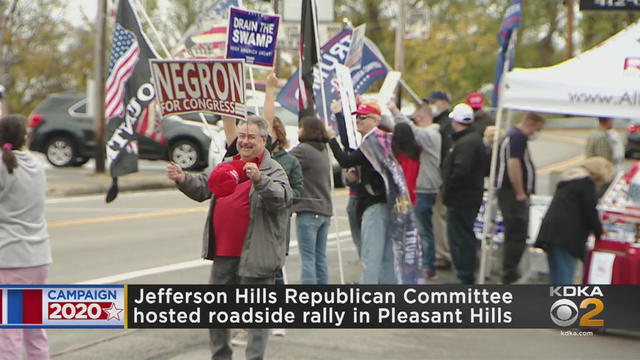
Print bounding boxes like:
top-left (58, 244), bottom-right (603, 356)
top-left (28, 93), bottom-right (217, 170)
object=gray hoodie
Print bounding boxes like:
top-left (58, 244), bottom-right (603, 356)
top-left (289, 142), bottom-right (333, 217)
top-left (0, 151), bottom-right (51, 268)
top-left (393, 113), bottom-right (442, 193)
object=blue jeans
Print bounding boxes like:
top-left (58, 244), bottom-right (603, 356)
top-left (414, 193), bottom-right (436, 274)
top-left (295, 212), bottom-right (330, 284)
top-left (446, 207), bottom-right (480, 284)
top-left (546, 246), bottom-right (576, 285)
top-left (346, 195), bottom-right (362, 258)
top-left (360, 203), bottom-right (396, 284)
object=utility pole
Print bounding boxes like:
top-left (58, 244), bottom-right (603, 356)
top-left (94, 0), bottom-right (107, 173)
top-left (394, 0), bottom-right (405, 107)
top-left (566, 0), bottom-right (574, 59)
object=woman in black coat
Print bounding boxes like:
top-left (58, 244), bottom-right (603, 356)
top-left (534, 157), bottom-right (614, 285)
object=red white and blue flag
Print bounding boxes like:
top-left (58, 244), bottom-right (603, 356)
top-left (172, 0), bottom-right (240, 59)
top-left (105, 24), bottom-right (140, 120)
top-left (492, 0), bottom-right (523, 107)
top-left (104, 0), bottom-right (160, 203)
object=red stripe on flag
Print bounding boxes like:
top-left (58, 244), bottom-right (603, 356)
top-left (22, 289), bottom-right (42, 324)
top-left (138, 108), bottom-right (150, 136)
top-left (105, 46), bottom-right (140, 120)
top-left (199, 26), bottom-right (227, 36)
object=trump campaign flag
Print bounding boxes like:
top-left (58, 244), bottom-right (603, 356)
top-left (359, 130), bottom-right (423, 284)
top-left (104, 0), bottom-right (160, 203)
top-left (277, 29), bottom-right (391, 126)
top-left (491, 0), bottom-right (523, 107)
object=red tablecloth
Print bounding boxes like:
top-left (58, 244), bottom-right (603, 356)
top-left (583, 240), bottom-right (640, 284)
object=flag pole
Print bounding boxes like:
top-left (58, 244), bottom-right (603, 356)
top-left (133, 0), bottom-right (222, 168)
top-left (310, 0), bottom-right (345, 284)
top-left (399, 79), bottom-right (421, 104)
top-left (133, 0), bottom-right (171, 58)
top-left (249, 66), bottom-right (260, 115)
top-left (479, 29), bottom-right (518, 284)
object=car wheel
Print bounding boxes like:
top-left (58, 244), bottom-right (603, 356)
top-left (45, 136), bottom-right (76, 167)
top-left (170, 139), bottom-right (201, 171)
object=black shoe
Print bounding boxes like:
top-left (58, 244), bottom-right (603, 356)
top-left (502, 272), bottom-right (520, 285)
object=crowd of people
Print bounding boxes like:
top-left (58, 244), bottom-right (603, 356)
top-left (161, 74), bottom-right (569, 358)
top-left (0, 78), bottom-right (617, 359)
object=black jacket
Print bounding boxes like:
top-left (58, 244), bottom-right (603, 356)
top-left (329, 138), bottom-right (386, 217)
top-left (534, 173), bottom-right (602, 260)
top-left (434, 110), bottom-right (453, 168)
top-left (442, 128), bottom-right (486, 208)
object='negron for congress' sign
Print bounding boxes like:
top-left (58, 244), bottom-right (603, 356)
top-left (149, 59), bottom-right (246, 119)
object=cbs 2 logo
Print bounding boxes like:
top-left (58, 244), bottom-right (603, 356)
top-left (549, 298), bottom-right (604, 327)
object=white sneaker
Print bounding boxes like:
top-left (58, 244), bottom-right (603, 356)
top-left (231, 329), bottom-right (248, 347)
top-left (271, 328), bottom-right (286, 337)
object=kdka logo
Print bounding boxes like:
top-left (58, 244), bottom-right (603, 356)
top-left (549, 286), bottom-right (604, 328)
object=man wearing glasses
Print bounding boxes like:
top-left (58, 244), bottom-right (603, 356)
top-left (326, 101), bottom-right (396, 284)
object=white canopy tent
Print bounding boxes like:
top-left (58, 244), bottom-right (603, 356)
top-left (501, 20), bottom-right (640, 119)
top-left (479, 21), bottom-right (640, 284)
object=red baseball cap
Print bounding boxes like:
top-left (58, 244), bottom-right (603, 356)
top-left (353, 101), bottom-right (382, 117)
top-left (208, 160), bottom-right (250, 197)
top-left (466, 92), bottom-right (484, 110)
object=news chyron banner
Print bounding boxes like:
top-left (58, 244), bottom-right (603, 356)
top-left (149, 59), bottom-right (246, 119)
top-left (127, 285), bottom-right (640, 329)
top-left (0, 286), bottom-right (124, 328)
top-left (226, 7), bottom-right (280, 68)
top-left (2, 285), bottom-right (640, 330)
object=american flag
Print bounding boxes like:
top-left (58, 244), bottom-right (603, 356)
top-left (105, 24), bottom-right (140, 121)
top-left (172, 0), bottom-right (239, 59)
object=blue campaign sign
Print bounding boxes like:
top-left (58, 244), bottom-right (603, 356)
top-left (226, 7), bottom-right (280, 67)
top-left (277, 29), bottom-right (391, 124)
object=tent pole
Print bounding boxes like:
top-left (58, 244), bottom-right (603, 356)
top-left (479, 29), bottom-right (518, 284)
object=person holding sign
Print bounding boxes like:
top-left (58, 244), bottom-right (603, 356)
top-left (166, 116), bottom-right (292, 360)
top-left (327, 101), bottom-right (396, 284)
top-left (387, 101), bottom-right (442, 281)
top-left (289, 116), bottom-right (332, 285)
top-left (270, 117), bottom-right (304, 282)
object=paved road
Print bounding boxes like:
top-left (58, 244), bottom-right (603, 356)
top-left (45, 190), bottom-right (639, 359)
top-left (36, 131), bottom-right (639, 359)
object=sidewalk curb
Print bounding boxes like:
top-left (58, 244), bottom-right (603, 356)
top-left (46, 171), bottom-right (176, 198)
top-left (46, 181), bottom-right (176, 198)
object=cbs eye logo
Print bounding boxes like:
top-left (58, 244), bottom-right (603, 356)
top-left (549, 298), bottom-right (604, 327)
